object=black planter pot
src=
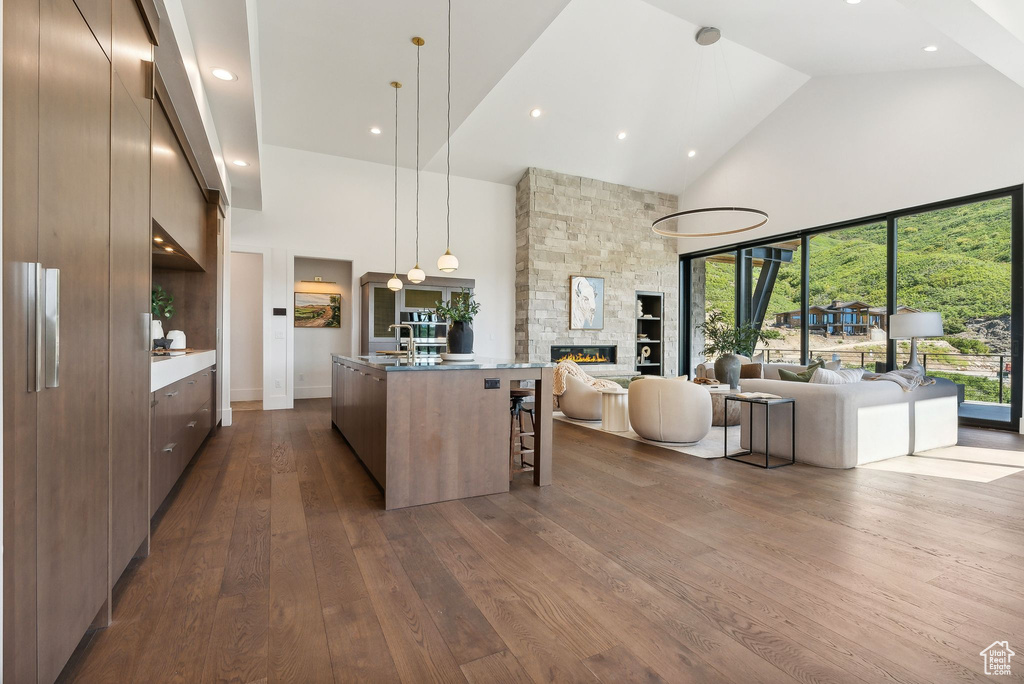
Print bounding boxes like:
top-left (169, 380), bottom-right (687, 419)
top-left (447, 321), bottom-right (474, 354)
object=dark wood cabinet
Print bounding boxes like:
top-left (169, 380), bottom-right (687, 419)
top-left (109, 0), bottom-right (154, 583)
top-left (5, 0), bottom-right (160, 678)
top-left (331, 358), bottom-right (387, 486)
top-left (151, 99), bottom-right (209, 270)
top-left (150, 366), bottom-right (216, 516)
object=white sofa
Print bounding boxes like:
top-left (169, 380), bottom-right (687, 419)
top-left (738, 377), bottom-right (959, 468)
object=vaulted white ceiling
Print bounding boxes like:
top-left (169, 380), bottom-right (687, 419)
top-left (178, 0), bottom-right (1024, 204)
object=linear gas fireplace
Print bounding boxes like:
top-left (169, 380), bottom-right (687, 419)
top-left (550, 345), bottom-right (617, 365)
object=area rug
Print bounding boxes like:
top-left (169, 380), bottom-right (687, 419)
top-left (553, 412), bottom-right (739, 459)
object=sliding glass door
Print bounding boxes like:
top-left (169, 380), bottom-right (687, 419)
top-left (679, 186), bottom-right (1023, 430)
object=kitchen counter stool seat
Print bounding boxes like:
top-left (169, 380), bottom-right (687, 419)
top-left (510, 388), bottom-right (536, 480)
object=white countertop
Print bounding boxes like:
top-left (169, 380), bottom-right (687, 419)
top-left (151, 350), bottom-right (216, 392)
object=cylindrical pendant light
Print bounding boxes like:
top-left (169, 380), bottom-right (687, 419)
top-left (388, 80), bottom-right (404, 292)
top-left (407, 37), bottom-right (426, 284)
top-left (437, 0), bottom-right (459, 273)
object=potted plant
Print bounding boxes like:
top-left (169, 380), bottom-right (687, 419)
top-left (151, 284), bottom-right (175, 346)
top-left (697, 310), bottom-right (774, 388)
top-left (435, 288), bottom-right (481, 355)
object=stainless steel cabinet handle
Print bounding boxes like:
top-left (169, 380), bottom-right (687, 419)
top-left (202, 373), bottom-right (209, 377)
top-left (143, 312), bottom-right (152, 352)
top-left (44, 268), bottom-right (60, 388)
top-left (187, 420), bottom-right (197, 429)
top-left (31, 263), bottom-right (43, 392)
top-left (162, 443), bottom-right (176, 453)
top-left (187, 380), bottom-right (196, 385)
top-left (166, 390), bottom-right (178, 397)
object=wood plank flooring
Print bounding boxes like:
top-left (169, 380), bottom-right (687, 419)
top-left (59, 399), bottom-right (1024, 683)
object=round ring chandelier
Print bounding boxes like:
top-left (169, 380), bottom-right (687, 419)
top-left (652, 206), bottom-right (768, 238)
top-left (653, 27), bottom-right (769, 238)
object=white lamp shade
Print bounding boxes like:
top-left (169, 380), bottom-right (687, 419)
top-left (437, 249), bottom-right (459, 273)
top-left (387, 275), bottom-right (404, 292)
top-left (888, 311), bottom-right (943, 339)
top-left (407, 265), bottom-right (425, 284)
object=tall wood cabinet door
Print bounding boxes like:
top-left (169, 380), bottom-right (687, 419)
top-left (36, 0), bottom-right (112, 680)
top-left (2, 0), bottom-right (41, 679)
top-left (109, 75), bottom-right (152, 582)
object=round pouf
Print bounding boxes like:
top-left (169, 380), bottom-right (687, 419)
top-left (627, 378), bottom-right (712, 444)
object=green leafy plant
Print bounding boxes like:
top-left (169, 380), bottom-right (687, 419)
top-left (435, 288), bottom-right (480, 323)
top-left (152, 284), bottom-right (175, 320)
top-left (698, 310), bottom-right (774, 358)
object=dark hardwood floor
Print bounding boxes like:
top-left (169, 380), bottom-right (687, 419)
top-left (59, 399), bottom-right (1024, 683)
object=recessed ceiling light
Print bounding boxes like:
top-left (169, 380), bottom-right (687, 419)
top-left (617, 131), bottom-right (627, 140)
top-left (153, 236), bottom-right (164, 243)
top-left (370, 127), bottom-right (382, 135)
top-left (688, 150), bottom-right (697, 158)
top-left (845, 0), bottom-right (861, 4)
top-left (211, 68), bottom-right (237, 81)
top-left (923, 45), bottom-right (939, 52)
top-left (232, 159), bottom-right (249, 167)
top-left (530, 108), bottom-right (542, 118)
top-left (164, 246), bottom-right (174, 252)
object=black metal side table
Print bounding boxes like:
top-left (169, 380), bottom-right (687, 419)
top-left (724, 395), bottom-right (795, 469)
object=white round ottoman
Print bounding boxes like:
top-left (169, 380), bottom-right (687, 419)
top-left (627, 377), bottom-right (712, 444)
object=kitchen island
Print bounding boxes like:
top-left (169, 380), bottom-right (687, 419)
top-left (331, 354), bottom-right (554, 509)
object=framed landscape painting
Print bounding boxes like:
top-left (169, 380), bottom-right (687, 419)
top-left (569, 275), bottom-right (604, 330)
top-left (294, 292), bottom-right (341, 328)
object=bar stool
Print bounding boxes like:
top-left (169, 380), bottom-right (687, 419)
top-left (510, 388), bottom-right (536, 481)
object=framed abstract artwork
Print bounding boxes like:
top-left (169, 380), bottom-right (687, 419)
top-left (569, 275), bottom-right (604, 330)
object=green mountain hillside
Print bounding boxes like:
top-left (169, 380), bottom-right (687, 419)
top-left (704, 197), bottom-right (1012, 337)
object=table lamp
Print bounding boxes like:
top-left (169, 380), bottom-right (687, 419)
top-left (888, 312), bottom-right (943, 374)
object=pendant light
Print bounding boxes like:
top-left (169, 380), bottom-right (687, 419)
top-left (407, 37), bottom-right (426, 284)
top-left (387, 80), bottom-right (404, 292)
top-left (651, 27), bottom-right (769, 238)
top-left (437, 0), bottom-right (459, 273)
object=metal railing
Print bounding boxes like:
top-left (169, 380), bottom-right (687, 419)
top-left (754, 347), bottom-right (1010, 404)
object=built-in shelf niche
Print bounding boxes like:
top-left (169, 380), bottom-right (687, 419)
top-left (636, 291), bottom-right (664, 375)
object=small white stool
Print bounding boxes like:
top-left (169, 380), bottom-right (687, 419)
top-left (599, 387), bottom-right (630, 432)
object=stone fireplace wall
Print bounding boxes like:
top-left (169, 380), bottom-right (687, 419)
top-left (515, 168), bottom-right (680, 375)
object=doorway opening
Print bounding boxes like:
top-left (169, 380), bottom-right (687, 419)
top-left (293, 256), bottom-right (353, 399)
top-left (230, 251), bottom-right (264, 411)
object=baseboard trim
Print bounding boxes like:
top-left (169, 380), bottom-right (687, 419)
top-left (231, 388), bottom-right (263, 402)
top-left (295, 385), bottom-right (331, 400)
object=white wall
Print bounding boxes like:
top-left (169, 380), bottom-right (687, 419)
top-left (229, 251), bottom-right (264, 402)
top-left (293, 257), bottom-right (352, 399)
top-left (676, 65), bottom-right (1024, 254)
top-left (232, 144), bottom-right (517, 409)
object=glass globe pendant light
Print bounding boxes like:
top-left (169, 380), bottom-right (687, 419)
top-left (437, 0), bottom-right (459, 273)
top-left (407, 37), bottom-right (426, 284)
top-left (388, 80), bottom-right (404, 292)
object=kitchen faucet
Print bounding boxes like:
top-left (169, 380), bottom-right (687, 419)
top-left (388, 324), bottom-right (416, 363)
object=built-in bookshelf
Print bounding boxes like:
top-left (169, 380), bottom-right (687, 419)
top-left (635, 291), bottom-right (664, 375)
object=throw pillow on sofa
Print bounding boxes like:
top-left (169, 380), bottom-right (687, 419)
top-left (810, 367), bottom-right (865, 385)
top-left (739, 363), bottom-right (763, 379)
top-left (778, 361), bottom-right (822, 383)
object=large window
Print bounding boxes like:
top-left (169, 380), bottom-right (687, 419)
top-left (680, 187), bottom-right (1022, 429)
top-left (897, 197), bottom-right (1014, 419)
top-left (749, 240), bottom-right (802, 364)
top-left (807, 222), bottom-right (887, 370)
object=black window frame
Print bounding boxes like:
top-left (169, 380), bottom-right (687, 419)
top-left (679, 185), bottom-right (1023, 430)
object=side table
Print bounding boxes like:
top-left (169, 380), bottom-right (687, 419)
top-left (598, 387), bottom-right (630, 432)
top-left (723, 395), bottom-right (795, 469)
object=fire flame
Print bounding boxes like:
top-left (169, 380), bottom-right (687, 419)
top-left (556, 352), bottom-right (610, 364)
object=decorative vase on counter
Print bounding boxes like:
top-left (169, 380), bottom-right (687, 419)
top-left (447, 321), bottom-right (474, 354)
top-left (714, 353), bottom-right (743, 389)
top-left (151, 318), bottom-right (164, 347)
